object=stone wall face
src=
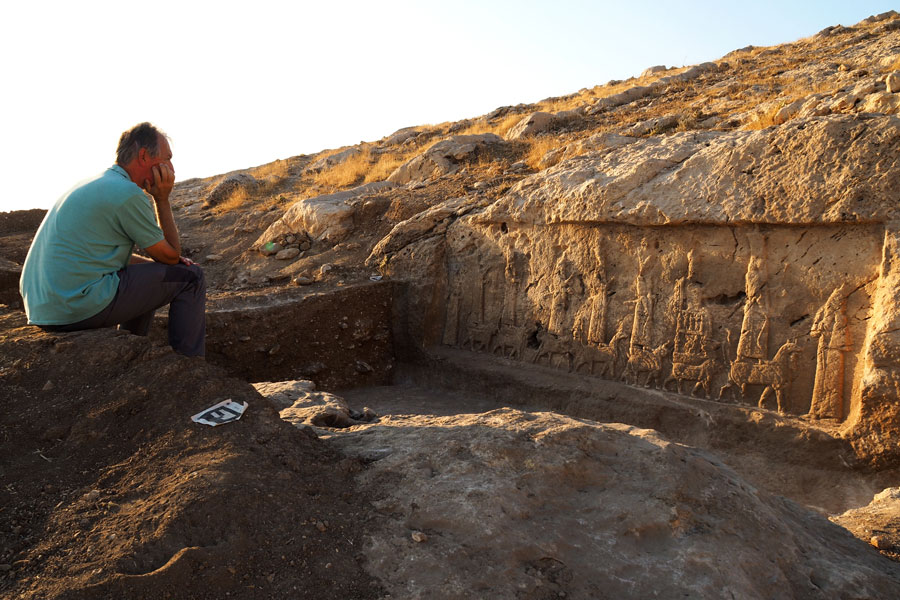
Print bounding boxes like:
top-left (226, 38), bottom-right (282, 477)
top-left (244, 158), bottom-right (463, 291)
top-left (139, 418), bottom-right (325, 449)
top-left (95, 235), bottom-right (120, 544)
top-left (442, 220), bottom-right (882, 422)
top-left (377, 115), bottom-right (900, 465)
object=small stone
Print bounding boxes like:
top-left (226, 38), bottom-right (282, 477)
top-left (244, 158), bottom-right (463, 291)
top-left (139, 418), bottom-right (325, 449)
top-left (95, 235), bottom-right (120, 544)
top-left (204, 254), bottom-right (223, 262)
top-left (319, 263), bottom-right (334, 276)
top-left (292, 275), bottom-right (314, 286)
top-left (266, 573), bottom-right (275, 583)
top-left (316, 521), bottom-right (327, 532)
top-left (275, 248), bottom-right (301, 260)
top-left (355, 360), bottom-right (374, 374)
top-left (325, 562), bottom-right (333, 569)
top-left (887, 71), bottom-right (900, 94)
top-left (871, 535), bottom-right (891, 549)
top-left (42, 381), bottom-right (54, 391)
top-left (473, 181), bottom-right (489, 190)
top-left (84, 490), bottom-right (100, 502)
top-left (299, 240), bottom-right (312, 251)
top-left (285, 235), bottom-right (296, 244)
top-left (259, 242), bottom-right (283, 257)
top-left (411, 531), bottom-right (428, 543)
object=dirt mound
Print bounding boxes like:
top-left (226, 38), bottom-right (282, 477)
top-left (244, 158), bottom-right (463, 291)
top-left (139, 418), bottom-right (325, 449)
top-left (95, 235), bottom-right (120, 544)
top-left (0, 309), bottom-right (381, 599)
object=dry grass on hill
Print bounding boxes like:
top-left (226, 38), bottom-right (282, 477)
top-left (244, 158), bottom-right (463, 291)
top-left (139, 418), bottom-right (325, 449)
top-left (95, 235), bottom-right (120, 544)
top-left (313, 146), bottom-right (419, 189)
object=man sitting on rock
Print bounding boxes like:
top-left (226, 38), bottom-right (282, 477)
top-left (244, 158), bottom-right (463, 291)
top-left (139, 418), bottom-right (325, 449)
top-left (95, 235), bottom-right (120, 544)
top-left (19, 122), bottom-right (205, 356)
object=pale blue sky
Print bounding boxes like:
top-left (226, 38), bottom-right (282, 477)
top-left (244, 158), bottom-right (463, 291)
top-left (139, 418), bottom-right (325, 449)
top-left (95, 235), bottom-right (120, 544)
top-left (1, 1), bottom-right (896, 211)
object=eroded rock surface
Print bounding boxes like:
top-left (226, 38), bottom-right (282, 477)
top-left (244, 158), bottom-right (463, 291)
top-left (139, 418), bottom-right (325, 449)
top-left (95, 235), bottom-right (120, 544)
top-left (326, 407), bottom-right (900, 599)
top-left (387, 134), bottom-right (507, 185)
top-left (255, 181), bottom-right (396, 246)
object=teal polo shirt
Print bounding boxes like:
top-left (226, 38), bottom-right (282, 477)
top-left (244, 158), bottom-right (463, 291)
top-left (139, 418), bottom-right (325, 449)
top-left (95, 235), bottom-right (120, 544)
top-left (20, 165), bottom-right (165, 325)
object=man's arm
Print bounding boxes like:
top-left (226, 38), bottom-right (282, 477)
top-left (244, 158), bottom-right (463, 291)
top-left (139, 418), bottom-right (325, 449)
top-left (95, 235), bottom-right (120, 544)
top-left (142, 164), bottom-right (181, 265)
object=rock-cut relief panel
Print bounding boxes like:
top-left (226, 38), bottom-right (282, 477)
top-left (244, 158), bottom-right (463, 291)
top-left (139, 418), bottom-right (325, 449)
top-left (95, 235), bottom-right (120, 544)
top-left (442, 223), bottom-right (882, 423)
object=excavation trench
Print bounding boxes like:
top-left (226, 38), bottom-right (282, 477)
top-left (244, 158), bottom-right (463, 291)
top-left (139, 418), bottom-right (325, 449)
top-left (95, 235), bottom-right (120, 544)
top-left (200, 282), bottom-right (898, 517)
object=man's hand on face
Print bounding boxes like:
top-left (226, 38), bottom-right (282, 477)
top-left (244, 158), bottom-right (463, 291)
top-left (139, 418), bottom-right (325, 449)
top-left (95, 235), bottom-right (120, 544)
top-left (143, 163), bottom-right (175, 202)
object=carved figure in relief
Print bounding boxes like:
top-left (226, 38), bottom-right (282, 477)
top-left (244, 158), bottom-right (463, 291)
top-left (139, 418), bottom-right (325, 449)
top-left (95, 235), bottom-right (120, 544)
top-left (462, 266), bottom-right (501, 352)
top-left (532, 328), bottom-right (575, 372)
top-left (665, 358), bottom-right (719, 398)
top-left (548, 255), bottom-right (581, 337)
top-left (719, 338), bottom-right (802, 413)
top-left (623, 341), bottom-right (672, 388)
top-left (736, 256), bottom-right (770, 361)
top-left (663, 273), bottom-right (721, 398)
top-left (491, 324), bottom-right (530, 360)
top-left (463, 322), bottom-right (495, 352)
top-left (573, 282), bottom-right (609, 346)
top-left (808, 286), bottom-right (851, 420)
top-left (628, 255), bottom-right (655, 353)
top-left (573, 322), bottom-right (629, 378)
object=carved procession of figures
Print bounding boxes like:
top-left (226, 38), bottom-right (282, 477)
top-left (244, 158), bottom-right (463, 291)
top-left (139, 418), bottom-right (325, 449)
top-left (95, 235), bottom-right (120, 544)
top-left (445, 231), bottom-right (867, 422)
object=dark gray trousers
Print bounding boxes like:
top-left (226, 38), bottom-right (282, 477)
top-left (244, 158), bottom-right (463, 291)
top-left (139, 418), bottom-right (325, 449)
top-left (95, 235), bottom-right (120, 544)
top-left (43, 263), bottom-right (206, 356)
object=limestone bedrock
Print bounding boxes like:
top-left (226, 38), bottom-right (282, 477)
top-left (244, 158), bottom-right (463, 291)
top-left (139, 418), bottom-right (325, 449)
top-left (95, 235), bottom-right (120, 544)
top-left (372, 114), bottom-right (900, 466)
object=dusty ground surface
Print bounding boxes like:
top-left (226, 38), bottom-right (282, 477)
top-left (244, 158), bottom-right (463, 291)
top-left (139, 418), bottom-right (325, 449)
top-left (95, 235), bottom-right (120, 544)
top-left (0, 309), bottom-right (384, 600)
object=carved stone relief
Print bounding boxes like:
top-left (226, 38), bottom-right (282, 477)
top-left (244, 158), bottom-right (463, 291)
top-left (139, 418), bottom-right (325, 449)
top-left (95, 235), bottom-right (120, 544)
top-left (442, 223), bottom-right (882, 423)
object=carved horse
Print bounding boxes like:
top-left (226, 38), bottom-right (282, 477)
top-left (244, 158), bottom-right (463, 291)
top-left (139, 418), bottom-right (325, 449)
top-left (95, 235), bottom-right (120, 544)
top-left (572, 326), bottom-right (629, 378)
top-left (664, 357), bottom-right (719, 398)
top-left (718, 339), bottom-right (802, 413)
top-left (490, 324), bottom-right (530, 360)
top-left (463, 320), bottom-right (497, 352)
top-left (532, 330), bottom-right (575, 372)
top-left (623, 341), bottom-right (672, 388)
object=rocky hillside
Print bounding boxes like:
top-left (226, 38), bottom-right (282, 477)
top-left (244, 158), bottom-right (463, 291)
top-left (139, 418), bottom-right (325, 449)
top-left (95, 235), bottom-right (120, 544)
top-left (158, 10), bottom-right (900, 463)
top-left (4, 9), bottom-right (900, 600)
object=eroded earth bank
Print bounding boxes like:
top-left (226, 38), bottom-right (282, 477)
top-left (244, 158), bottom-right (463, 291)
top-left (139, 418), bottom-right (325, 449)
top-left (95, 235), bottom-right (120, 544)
top-left (5, 11), bottom-right (900, 600)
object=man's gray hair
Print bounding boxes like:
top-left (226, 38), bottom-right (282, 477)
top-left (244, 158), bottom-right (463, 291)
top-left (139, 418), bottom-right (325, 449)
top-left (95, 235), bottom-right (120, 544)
top-left (116, 122), bottom-right (169, 166)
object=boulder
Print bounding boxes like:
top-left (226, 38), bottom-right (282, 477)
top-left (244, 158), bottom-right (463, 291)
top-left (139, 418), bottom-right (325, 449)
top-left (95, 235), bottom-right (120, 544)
top-left (274, 248), bottom-right (300, 260)
top-left (505, 112), bottom-right (555, 140)
top-left (833, 487), bottom-right (900, 553)
top-left (305, 147), bottom-right (362, 173)
top-left (624, 114), bottom-right (680, 136)
top-left (589, 85), bottom-right (654, 113)
top-left (252, 379), bottom-right (316, 409)
top-left (203, 173), bottom-right (258, 208)
top-left (382, 127), bottom-right (421, 146)
top-left (589, 63), bottom-right (719, 115)
top-left (641, 64), bottom-right (668, 77)
top-left (255, 181), bottom-right (395, 246)
top-left (386, 134), bottom-right (507, 185)
top-left (274, 387), bottom-right (374, 429)
top-left (367, 195), bottom-right (486, 265)
top-left (886, 71), bottom-right (900, 93)
top-left (772, 98), bottom-right (805, 124)
top-left (861, 91), bottom-right (900, 113)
